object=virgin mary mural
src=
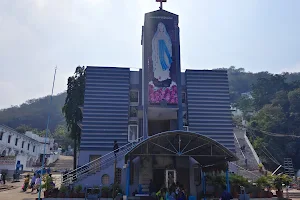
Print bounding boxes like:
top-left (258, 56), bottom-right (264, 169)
top-left (148, 22), bottom-right (178, 104)
top-left (152, 22), bottom-right (172, 82)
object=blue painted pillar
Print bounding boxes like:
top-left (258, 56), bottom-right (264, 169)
top-left (203, 172), bottom-right (206, 200)
top-left (175, 26), bottom-right (183, 131)
top-left (126, 161), bottom-right (130, 196)
top-left (226, 167), bottom-right (230, 193)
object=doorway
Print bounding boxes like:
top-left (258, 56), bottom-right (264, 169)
top-left (166, 169), bottom-right (177, 189)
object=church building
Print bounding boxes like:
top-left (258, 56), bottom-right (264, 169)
top-left (64, 3), bottom-right (237, 198)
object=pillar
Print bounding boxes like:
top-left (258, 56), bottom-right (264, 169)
top-left (201, 170), bottom-right (206, 200)
top-left (126, 161), bottom-right (130, 197)
top-left (175, 25), bottom-right (183, 131)
top-left (226, 167), bottom-right (230, 193)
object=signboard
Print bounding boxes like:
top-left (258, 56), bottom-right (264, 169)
top-left (144, 10), bottom-right (179, 105)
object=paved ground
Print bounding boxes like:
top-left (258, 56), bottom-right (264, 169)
top-left (0, 181), bottom-right (43, 200)
top-left (0, 156), bottom-right (72, 200)
top-left (0, 173), bottom-right (62, 200)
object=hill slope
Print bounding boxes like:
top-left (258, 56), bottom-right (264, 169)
top-left (0, 92), bottom-right (66, 132)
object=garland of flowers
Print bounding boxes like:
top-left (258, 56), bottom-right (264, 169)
top-left (149, 84), bottom-right (178, 104)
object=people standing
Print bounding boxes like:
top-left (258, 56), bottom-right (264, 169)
top-left (220, 185), bottom-right (233, 200)
top-left (32, 175), bottom-right (41, 193)
top-left (30, 173), bottom-right (36, 192)
top-left (156, 188), bottom-right (166, 200)
top-left (113, 140), bottom-right (119, 157)
top-left (22, 174), bottom-right (30, 192)
top-left (2, 172), bottom-right (6, 184)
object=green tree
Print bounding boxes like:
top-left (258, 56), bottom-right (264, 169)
top-left (251, 104), bottom-right (287, 133)
top-left (62, 66), bottom-right (86, 169)
top-left (272, 90), bottom-right (290, 113)
top-left (236, 95), bottom-right (253, 119)
top-left (251, 75), bottom-right (287, 110)
top-left (288, 88), bottom-right (300, 113)
top-left (15, 124), bottom-right (33, 133)
top-left (53, 124), bottom-right (73, 150)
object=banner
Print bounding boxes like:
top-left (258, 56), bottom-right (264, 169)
top-left (144, 10), bottom-right (179, 105)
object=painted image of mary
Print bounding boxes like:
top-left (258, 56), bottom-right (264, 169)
top-left (151, 22), bottom-right (173, 84)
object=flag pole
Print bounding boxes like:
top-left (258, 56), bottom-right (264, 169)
top-left (38, 66), bottom-right (57, 200)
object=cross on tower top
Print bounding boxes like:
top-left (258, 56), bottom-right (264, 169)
top-left (156, 0), bottom-right (167, 10)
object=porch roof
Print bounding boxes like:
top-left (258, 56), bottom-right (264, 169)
top-left (125, 130), bottom-right (238, 167)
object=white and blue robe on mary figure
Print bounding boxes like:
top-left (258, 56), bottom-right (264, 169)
top-left (151, 22), bottom-right (173, 82)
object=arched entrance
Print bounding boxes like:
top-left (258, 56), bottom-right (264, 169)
top-left (124, 130), bottom-right (238, 197)
top-left (1, 149), bottom-right (6, 156)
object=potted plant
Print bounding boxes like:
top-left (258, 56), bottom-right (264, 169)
top-left (212, 174), bottom-right (226, 197)
top-left (265, 174), bottom-right (274, 198)
top-left (69, 188), bottom-right (77, 198)
top-left (42, 174), bottom-right (53, 198)
top-left (110, 184), bottom-right (123, 199)
top-left (59, 185), bottom-right (68, 197)
top-left (230, 174), bottom-right (249, 198)
top-left (101, 186), bottom-right (110, 198)
top-left (75, 184), bottom-right (84, 198)
top-left (246, 185), bottom-right (257, 198)
top-left (256, 176), bottom-right (269, 198)
top-left (273, 174), bottom-right (292, 198)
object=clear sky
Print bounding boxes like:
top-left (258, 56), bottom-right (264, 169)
top-left (0, 0), bottom-right (300, 109)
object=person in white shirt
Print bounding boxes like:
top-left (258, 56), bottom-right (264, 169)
top-left (32, 175), bottom-right (41, 193)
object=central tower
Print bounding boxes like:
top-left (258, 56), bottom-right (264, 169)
top-left (141, 4), bottom-right (183, 139)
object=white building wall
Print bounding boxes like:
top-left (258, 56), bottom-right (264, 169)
top-left (25, 131), bottom-right (55, 154)
top-left (0, 125), bottom-right (58, 172)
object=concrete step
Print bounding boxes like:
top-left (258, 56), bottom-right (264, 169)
top-left (284, 191), bottom-right (300, 199)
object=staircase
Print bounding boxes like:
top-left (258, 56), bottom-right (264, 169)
top-left (61, 137), bottom-right (143, 186)
top-left (284, 189), bottom-right (300, 199)
top-left (284, 158), bottom-right (295, 177)
top-left (233, 127), bottom-right (259, 171)
top-left (48, 156), bottom-right (73, 171)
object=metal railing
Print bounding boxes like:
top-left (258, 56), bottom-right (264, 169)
top-left (61, 137), bottom-right (143, 186)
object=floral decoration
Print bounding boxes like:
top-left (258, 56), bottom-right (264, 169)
top-left (149, 83), bottom-right (178, 104)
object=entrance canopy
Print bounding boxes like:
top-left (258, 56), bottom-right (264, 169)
top-left (125, 131), bottom-right (238, 167)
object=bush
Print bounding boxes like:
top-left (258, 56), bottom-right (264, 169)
top-left (273, 174), bottom-right (292, 191)
top-left (255, 175), bottom-right (273, 189)
top-left (75, 185), bottom-right (82, 193)
top-left (230, 174), bottom-right (250, 188)
top-left (42, 174), bottom-right (53, 191)
top-left (59, 185), bottom-right (67, 194)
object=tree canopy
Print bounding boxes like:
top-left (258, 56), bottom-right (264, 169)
top-left (62, 66), bottom-right (86, 169)
top-left (239, 74), bottom-right (300, 170)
